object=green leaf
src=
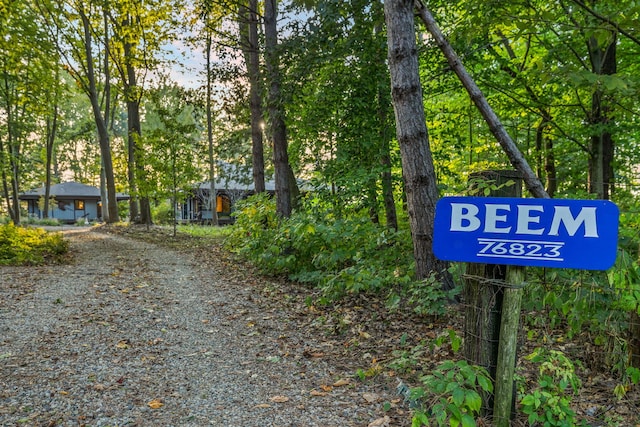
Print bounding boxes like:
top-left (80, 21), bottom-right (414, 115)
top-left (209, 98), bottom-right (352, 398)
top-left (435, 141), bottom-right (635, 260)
top-left (521, 394), bottom-right (536, 406)
top-left (465, 390), bottom-right (482, 413)
top-left (477, 375), bottom-right (493, 392)
top-left (461, 414), bottom-right (477, 427)
top-left (452, 386), bottom-right (465, 406)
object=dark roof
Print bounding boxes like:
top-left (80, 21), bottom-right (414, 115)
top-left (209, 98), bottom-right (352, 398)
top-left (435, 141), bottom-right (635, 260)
top-left (19, 182), bottom-right (128, 200)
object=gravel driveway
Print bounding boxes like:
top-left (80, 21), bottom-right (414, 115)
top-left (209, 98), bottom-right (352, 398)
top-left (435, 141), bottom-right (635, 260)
top-left (0, 227), bottom-right (401, 426)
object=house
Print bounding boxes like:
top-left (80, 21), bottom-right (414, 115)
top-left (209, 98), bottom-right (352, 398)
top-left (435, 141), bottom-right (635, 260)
top-left (178, 161), bottom-right (319, 225)
top-left (179, 176), bottom-right (276, 225)
top-left (19, 181), bottom-right (128, 223)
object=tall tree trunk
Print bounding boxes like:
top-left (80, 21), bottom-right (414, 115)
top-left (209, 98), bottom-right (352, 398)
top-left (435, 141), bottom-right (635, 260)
top-left (264, 0), bottom-right (295, 217)
top-left (123, 28), bottom-right (151, 224)
top-left (80, 8), bottom-right (118, 223)
top-left (384, 0), bottom-right (453, 289)
top-left (587, 33), bottom-right (616, 200)
top-left (374, 11), bottom-right (398, 231)
top-left (535, 114), bottom-right (556, 198)
top-left (2, 71), bottom-right (19, 225)
top-left (243, 0), bottom-right (266, 193)
top-left (44, 100), bottom-right (58, 219)
top-left (367, 185), bottom-right (380, 224)
top-left (380, 145), bottom-right (398, 230)
top-left (545, 134), bottom-right (556, 197)
top-left (206, 31), bottom-right (219, 226)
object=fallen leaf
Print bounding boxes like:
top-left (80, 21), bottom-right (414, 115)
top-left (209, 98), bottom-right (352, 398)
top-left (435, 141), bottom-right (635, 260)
top-left (320, 384), bottom-right (333, 392)
top-left (333, 379), bottom-right (350, 387)
top-left (148, 399), bottom-right (163, 409)
top-left (310, 390), bottom-right (328, 396)
top-left (362, 392), bottom-right (380, 403)
top-left (368, 416), bottom-right (391, 427)
top-left (59, 390), bottom-right (69, 395)
top-left (254, 403), bottom-right (271, 408)
top-left (359, 331), bottom-right (372, 339)
top-left (115, 340), bottom-right (129, 349)
top-left (270, 395), bottom-right (289, 403)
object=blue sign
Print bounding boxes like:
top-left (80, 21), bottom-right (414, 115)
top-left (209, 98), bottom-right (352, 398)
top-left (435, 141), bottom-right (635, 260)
top-left (433, 197), bottom-right (619, 270)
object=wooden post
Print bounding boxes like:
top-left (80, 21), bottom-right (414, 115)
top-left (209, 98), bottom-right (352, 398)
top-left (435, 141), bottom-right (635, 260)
top-left (493, 266), bottom-right (524, 426)
top-left (463, 170), bottom-right (522, 416)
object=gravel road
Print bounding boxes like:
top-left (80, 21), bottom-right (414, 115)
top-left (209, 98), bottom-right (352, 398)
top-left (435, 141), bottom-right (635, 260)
top-left (0, 227), bottom-right (401, 427)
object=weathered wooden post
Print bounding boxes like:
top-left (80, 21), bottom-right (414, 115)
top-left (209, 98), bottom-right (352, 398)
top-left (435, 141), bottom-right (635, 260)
top-left (462, 170), bottom-right (522, 418)
top-left (494, 264), bottom-right (524, 426)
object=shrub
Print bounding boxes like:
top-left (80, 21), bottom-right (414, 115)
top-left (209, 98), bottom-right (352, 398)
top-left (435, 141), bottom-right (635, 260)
top-left (0, 223), bottom-right (68, 265)
top-left (410, 360), bottom-right (493, 427)
top-left (226, 193), bottom-right (418, 300)
top-left (519, 349), bottom-right (583, 427)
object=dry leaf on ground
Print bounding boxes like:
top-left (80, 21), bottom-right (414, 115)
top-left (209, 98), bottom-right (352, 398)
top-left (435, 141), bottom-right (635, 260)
top-left (147, 399), bottom-right (163, 409)
top-left (254, 403), bottom-right (271, 408)
top-left (362, 392), bottom-right (380, 403)
top-left (368, 415), bottom-right (391, 427)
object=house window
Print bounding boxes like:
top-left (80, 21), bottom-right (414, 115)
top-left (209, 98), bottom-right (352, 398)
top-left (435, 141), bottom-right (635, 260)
top-left (75, 200), bottom-right (85, 210)
top-left (216, 195), bottom-right (231, 214)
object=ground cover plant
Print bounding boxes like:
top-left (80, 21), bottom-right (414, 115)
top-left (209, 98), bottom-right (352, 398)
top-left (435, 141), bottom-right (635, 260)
top-left (0, 223), bottom-right (68, 265)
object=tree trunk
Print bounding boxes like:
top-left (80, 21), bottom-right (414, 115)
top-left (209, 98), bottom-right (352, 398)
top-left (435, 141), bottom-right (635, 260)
top-left (374, 14), bottom-right (398, 231)
top-left (124, 31), bottom-right (151, 225)
top-left (2, 71), bottom-right (20, 225)
top-left (545, 134), bottom-right (556, 198)
top-left (587, 33), bottom-right (616, 200)
top-left (44, 99), bottom-right (58, 219)
top-left (206, 31), bottom-right (219, 226)
top-left (80, 8), bottom-right (118, 224)
top-left (384, 0), bottom-right (452, 289)
top-left (380, 148), bottom-right (398, 230)
top-left (535, 114), bottom-right (556, 198)
top-left (244, 0), bottom-right (266, 194)
top-left (264, 0), bottom-right (295, 217)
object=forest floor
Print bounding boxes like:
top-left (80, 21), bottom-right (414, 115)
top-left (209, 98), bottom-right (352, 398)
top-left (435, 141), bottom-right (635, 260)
top-left (1, 224), bottom-right (639, 427)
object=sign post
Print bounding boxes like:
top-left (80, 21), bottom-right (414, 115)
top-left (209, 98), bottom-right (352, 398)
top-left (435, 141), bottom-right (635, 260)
top-left (434, 190), bottom-right (619, 425)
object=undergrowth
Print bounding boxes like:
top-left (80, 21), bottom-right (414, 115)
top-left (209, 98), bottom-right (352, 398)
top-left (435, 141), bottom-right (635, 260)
top-left (0, 223), bottom-right (68, 265)
top-left (225, 193), bottom-right (456, 314)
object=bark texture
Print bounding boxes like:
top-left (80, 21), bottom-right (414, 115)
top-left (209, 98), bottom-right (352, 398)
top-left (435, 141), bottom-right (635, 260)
top-left (384, 0), bottom-right (451, 287)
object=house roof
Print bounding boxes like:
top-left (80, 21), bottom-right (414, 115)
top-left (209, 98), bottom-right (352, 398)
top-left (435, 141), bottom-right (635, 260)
top-left (19, 182), bottom-right (128, 200)
top-left (196, 177), bottom-right (276, 192)
top-left (192, 162), bottom-right (320, 193)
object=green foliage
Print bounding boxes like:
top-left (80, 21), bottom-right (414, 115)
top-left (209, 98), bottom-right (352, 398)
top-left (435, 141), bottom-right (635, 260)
top-left (389, 341), bottom-right (426, 375)
top-left (465, 178), bottom-right (515, 197)
top-left (177, 224), bottom-right (230, 239)
top-left (398, 271), bottom-right (461, 317)
top-left (227, 193), bottom-right (419, 300)
top-left (0, 224), bottom-right (68, 265)
top-left (21, 217), bottom-right (61, 227)
top-left (519, 349), bottom-right (583, 427)
top-left (607, 249), bottom-right (640, 315)
top-left (388, 330), bottom-right (462, 376)
top-left (410, 360), bottom-right (493, 427)
top-left (152, 200), bottom-right (175, 225)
